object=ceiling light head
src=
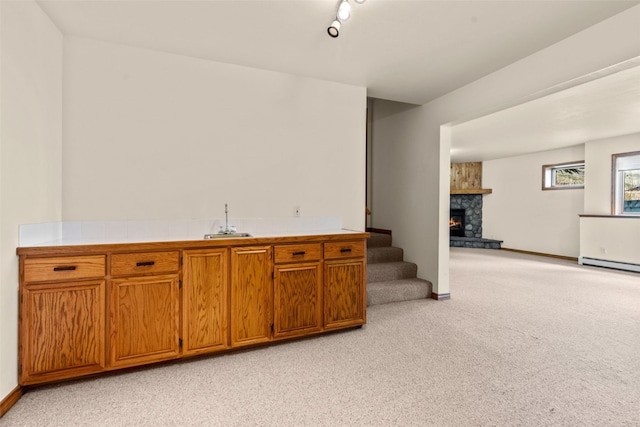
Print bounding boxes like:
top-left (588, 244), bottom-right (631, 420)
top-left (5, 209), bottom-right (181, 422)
top-left (327, 20), bottom-right (340, 38)
top-left (354, 0), bottom-right (366, 3)
top-left (337, 0), bottom-right (351, 22)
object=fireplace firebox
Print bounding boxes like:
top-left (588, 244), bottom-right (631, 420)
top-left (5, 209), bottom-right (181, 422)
top-left (450, 209), bottom-right (465, 237)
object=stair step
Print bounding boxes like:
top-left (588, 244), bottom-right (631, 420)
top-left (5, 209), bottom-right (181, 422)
top-left (367, 278), bottom-right (433, 306)
top-left (367, 232), bottom-right (392, 248)
top-left (367, 261), bottom-right (417, 283)
top-left (367, 246), bottom-right (404, 264)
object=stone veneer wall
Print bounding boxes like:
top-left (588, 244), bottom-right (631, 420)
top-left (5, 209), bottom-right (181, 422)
top-left (450, 194), bottom-right (482, 238)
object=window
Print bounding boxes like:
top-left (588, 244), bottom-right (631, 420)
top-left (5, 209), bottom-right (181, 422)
top-left (542, 161), bottom-right (585, 190)
top-left (613, 151), bottom-right (640, 215)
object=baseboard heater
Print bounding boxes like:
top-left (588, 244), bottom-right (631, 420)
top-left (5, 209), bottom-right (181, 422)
top-left (578, 256), bottom-right (640, 273)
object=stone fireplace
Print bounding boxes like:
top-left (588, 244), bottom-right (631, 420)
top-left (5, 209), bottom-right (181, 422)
top-left (449, 162), bottom-right (502, 249)
top-left (450, 195), bottom-right (483, 238)
top-left (449, 208), bottom-right (466, 237)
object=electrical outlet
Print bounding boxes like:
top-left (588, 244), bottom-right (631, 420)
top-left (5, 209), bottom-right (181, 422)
top-left (294, 206), bottom-right (301, 217)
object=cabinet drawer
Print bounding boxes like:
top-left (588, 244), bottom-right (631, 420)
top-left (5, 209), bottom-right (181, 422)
top-left (24, 255), bottom-right (106, 283)
top-left (324, 241), bottom-right (365, 260)
top-left (274, 243), bottom-right (322, 264)
top-left (111, 251), bottom-right (179, 276)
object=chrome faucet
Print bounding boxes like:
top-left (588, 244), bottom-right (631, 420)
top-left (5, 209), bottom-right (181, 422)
top-left (218, 203), bottom-right (236, 234)
top-left (224, 203), bottom-right (229, 232)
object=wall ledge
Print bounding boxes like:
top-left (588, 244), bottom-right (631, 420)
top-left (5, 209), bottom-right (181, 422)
top-left (579, 214), bottom-right (640, 219)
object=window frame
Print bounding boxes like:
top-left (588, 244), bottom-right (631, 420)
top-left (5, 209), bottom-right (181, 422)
top-left (542, 160), bottom-right (585, 191)
top-left (611, 150), bottom-right (640, 216)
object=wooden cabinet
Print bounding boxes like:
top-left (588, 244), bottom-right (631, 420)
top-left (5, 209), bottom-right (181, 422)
top-left (230, 246), bottom-right (273, 347)
top-left (111, 251), bottom-right (179, 276)
top-left (273, 244), bottom-right (322, 339)
top-left (182, 249), bottom-right (229, 356)
top-left (324, 240), bottom-right (366, 260)
top-left (19, 256), bottom-right (106, 385)
top-left (17, 233), bottom-right (368, 385)
top-left (23, 255), bottom-right (105, 283)
top-left (109, 251), bottom-right (180, 367)
top-left (324, 241), bottom-right (366, 330)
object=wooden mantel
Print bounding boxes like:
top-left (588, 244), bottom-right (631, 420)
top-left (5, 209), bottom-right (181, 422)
top-left (450, 162), bottom-right (492, 195)
top-left (450, 188), bottom-right (493, 195)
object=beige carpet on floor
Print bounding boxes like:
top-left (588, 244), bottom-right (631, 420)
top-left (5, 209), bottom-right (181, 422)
top-left (2, 248), bottom-right (639, 426)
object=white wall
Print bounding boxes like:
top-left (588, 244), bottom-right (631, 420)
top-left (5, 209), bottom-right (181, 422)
top-left (62, 37), bottom-right (366, 230)
top-left (581, 132), bottom-right (640, 264)
top-left (369, 100), bottom-right (426, 234)
top-left (580, 216), bottom-right (640, 265)
top-left (371, 5), bottom-right (640, 295)
top-left (0, 0), bottom-right (62, 399)
top-left (483, 145), bottom-right (585, 258)
top-left (369, 99), bottom-right (445, 292)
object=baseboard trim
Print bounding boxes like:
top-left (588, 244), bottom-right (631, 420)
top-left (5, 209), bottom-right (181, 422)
top-left (0, 386), bottom-right (23, 418)
top-left (501, 247), bottom-right (578, 262)
top-left (365, 227), bottom-right (392, 235)
top-left (431, 292), bottom-right (451, 301)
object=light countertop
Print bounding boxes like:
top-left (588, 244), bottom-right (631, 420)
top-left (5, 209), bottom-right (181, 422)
top-left (18, 217), bottom-right (366, 248)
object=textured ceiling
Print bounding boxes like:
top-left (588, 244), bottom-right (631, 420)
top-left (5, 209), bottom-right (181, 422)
top-left (37, 0), bottom-right (636, 105)
top-left (452, 64), bottom-right (640, 162)
top-left (35, 0), bottom-right (640, 161)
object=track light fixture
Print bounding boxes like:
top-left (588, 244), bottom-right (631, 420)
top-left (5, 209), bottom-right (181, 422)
top-left (327, 0), bottom-right (366, 38)
top-left (337, 0), bottom-right (351, 22)
top-left (327, 20), bottom-right (341, 38)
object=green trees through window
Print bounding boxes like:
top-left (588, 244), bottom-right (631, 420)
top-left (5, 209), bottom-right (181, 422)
top-left (542, 161), bottom-right (585, 190)
top-left (553, 167), bottom-right (585, 186)
top-left (615, 152), bottom-right (640, 214)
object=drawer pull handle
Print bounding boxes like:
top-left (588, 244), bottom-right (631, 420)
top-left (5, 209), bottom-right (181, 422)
top-left (136, 261), bottom-right (155, 267)
top-left (53, 266), bottom-right (77, 271)
top-left (340, 248), bottom-right (352, 253)
top-left (292, 251), bottom-right (306, 256)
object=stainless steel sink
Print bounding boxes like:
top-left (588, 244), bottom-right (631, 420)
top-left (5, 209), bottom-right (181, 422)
top-left (203, 233), bottom-right (251, 239)
top-left (205, 204), bottom-right (251, 239)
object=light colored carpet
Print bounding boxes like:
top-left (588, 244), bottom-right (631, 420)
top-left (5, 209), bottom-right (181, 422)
top-left (2, 248), bottom-right (639, 426)
top-left (366, 232), bottom-right (432, 305)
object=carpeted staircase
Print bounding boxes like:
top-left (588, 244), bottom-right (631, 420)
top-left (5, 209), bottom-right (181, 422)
top-left (366, 232), bottom-right (433, 306)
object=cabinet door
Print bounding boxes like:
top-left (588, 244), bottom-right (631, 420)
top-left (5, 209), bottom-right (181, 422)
top-left (20, 280), bottom-right (106, 385)
top-left (274, 262), bottom-right (322, 339)
top-left (230, 246), bottom-right (272, 347)
top-left (324, 259), bottom-right (366, 329)
top-left (183, 249), bottom-right (229, 356)
top-left (110, 274), bottom-right (180, 367)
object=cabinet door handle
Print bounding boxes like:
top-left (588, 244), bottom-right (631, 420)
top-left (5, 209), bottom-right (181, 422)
top-left (340, 248), bottom-right (352, 253)
top-left (53, 266), bottom-right (77, 271)
top-left (292, 251), bottom-right (306, 256)
top-left (136, 261), bottom-right (155, 267)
